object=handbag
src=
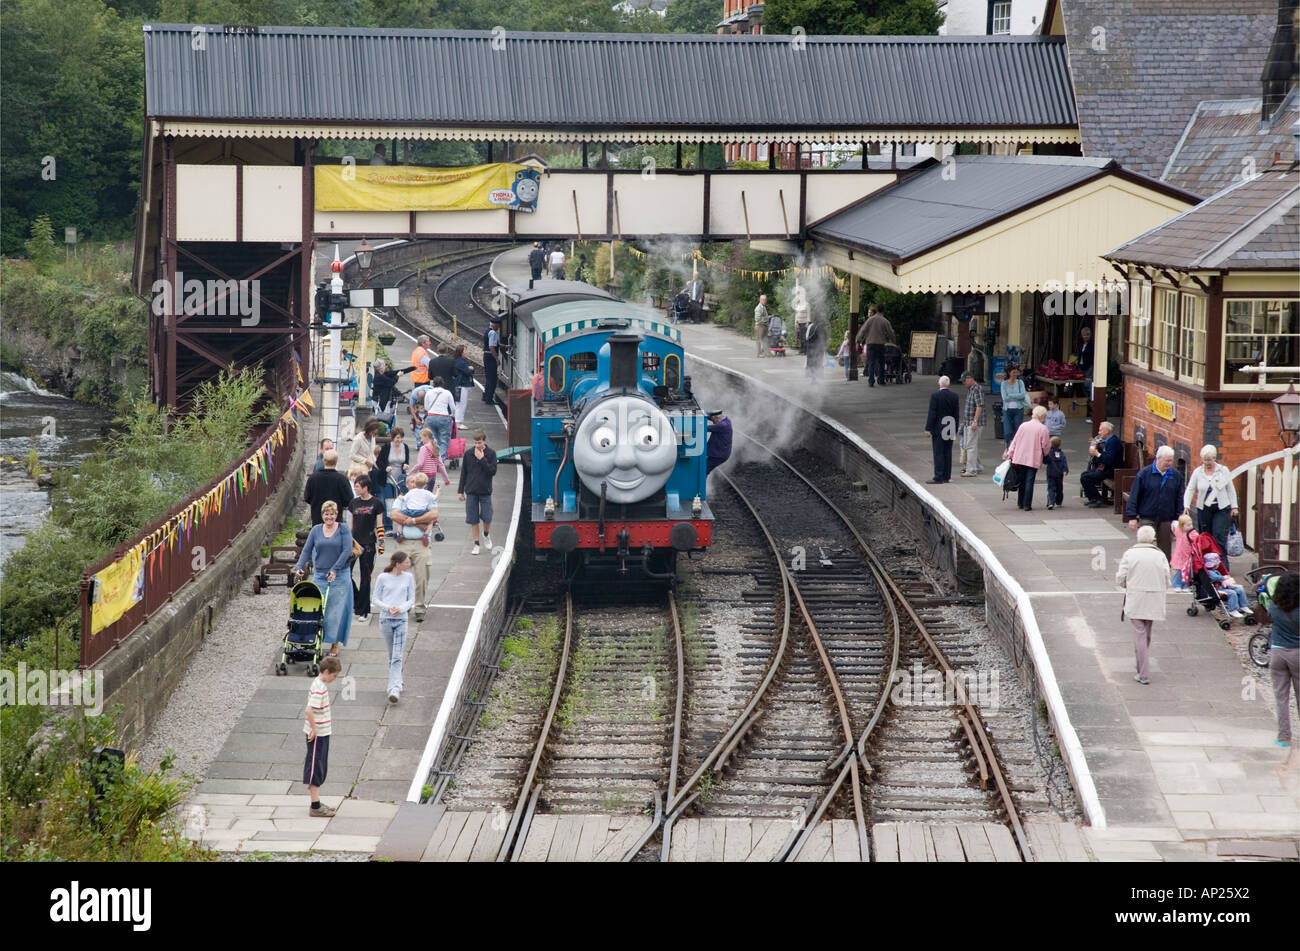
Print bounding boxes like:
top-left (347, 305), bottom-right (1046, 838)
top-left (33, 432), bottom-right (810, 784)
top-left (446, 437), bottom-right (467, 460)
top-left (993, 459), bottom-right (1011, 485)
top-left (1225, 522), bottom-right (1244, 558)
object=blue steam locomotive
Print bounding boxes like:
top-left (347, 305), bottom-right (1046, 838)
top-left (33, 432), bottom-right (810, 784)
top-left (501, 280), bottom-right (714, 575)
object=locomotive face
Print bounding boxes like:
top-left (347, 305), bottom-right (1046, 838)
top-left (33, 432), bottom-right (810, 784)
top-left (573, 394), bottom-right (678, 504)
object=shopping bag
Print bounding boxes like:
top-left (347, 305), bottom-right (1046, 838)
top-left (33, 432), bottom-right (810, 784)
top-left (446, 437), bottom-right (466, 460)
top-left (1225, 522), bottom-right (1244, 558)
top-left (993, 459), bottom-right (1011, 486)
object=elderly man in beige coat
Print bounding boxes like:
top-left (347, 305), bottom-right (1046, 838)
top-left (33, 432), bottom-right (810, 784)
top-left (1116, 524), bottom-right (1171, 685)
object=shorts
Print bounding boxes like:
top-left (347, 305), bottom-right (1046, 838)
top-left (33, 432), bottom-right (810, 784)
top-left (465, 493), bottom-right (493, 525)
top-left (303, 734), bottom-right (330, 787)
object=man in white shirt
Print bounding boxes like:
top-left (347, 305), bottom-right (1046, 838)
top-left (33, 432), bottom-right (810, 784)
top-left (549, 247), bottom-right (566, 280)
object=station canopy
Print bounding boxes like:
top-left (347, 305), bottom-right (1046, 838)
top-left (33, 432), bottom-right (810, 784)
top-left (805, 155), bottom-right (1199, 294)
top-left (143, 24), bottom-right (1078, 145)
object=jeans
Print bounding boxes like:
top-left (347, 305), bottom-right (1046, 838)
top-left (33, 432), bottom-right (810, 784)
top-left (1002, 407), bottom-right (1023, 448)
top-left (1219, 585), bottom-right (1248, 613)
top-left (1014, 464), bottom-right (1038, 508)
top-left (1196, 504), bottom-right (1233, 571)
top-left (426, 416), bottom-right (452, 456)
top-left (381, 616), bottom-right (408, 696)
top-left (962, 425), bottom-right (982, 474)
top-left (1047, 474), bottom-right (1063, 506)
top-left (931, 434), bottom-right (954, 482)
top-left (865, 344), bottom-right (885, 384)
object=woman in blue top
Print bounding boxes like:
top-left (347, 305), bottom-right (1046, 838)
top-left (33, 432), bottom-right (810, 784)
top-left (294, 500), bottom-right (355, 655)
top-left (1266, 571), bottom-right (1299, 748)
top-left (1000, 365), bottom-right (1028, 449)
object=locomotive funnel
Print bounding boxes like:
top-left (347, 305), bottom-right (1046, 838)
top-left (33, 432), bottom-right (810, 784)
top-left (606, 332), bottom-right (643, 391)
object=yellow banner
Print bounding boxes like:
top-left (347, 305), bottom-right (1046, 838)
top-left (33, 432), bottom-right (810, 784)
top-left (314, 163), bottom-right (540, 212)
top-left (90, 546), bottom-right (144, 636)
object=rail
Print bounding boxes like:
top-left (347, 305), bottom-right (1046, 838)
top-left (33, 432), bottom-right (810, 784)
top-left (78, 408), bottom-right (300, 667)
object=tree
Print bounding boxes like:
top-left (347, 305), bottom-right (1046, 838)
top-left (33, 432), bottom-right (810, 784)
top-left (763, 0), bottom-right (942, 37)
top-left (24, 217), bottom-right (59, 273)
top-left (664, 0), bottom-right (722, 34)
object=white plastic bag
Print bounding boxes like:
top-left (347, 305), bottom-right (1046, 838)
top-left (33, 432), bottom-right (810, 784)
top-left (993, 459), bottom-right (1011, 486)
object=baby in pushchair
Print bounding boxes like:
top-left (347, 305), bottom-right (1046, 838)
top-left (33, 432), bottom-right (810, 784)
top-left (1202, 552), bottom-right (1252, 619)
top-left (767, 313), bottom-right (788, 356)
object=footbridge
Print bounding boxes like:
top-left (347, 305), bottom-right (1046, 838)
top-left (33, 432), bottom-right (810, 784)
top-left (133, 24), bottom-right (1079, 405)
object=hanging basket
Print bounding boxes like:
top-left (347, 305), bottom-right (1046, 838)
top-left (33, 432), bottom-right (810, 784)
top-left (377, 332), bottom-right (396, 346)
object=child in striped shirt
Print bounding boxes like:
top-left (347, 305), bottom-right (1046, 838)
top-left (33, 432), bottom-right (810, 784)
top-left (305, 655), bottom-right (342, 818)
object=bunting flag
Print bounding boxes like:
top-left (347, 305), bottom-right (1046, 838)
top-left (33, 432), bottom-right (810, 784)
top-left (88, 388), bottom-right (310, 637)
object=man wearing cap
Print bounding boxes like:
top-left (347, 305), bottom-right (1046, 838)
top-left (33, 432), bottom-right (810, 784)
top-left (705, 410), bottom-right (732, 476)
top-left (959, 371), bottom-right (984, 477)
top-left (483, 316), bottom-right (501, 405)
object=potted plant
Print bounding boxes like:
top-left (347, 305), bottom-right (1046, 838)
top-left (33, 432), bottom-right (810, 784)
top-left (377, 332), bottom-right (396, 346)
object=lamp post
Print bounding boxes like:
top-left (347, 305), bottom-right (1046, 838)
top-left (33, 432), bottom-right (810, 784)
top-left (323, 248), bottom-right (345, 443)
top-left (355, 237), bottom-right (374, 285)
top-left (1272, 384), bottom-right (1300, 561)
top-left (353, 238), bottom-right (376, 425)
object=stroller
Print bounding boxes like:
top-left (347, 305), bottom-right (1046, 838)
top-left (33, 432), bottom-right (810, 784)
top-left (767, 315), bottom-right (788, 357)
top-left (1183, 532), bottom-right (1234, 631)
top-left (881, 344), bottom-right (913, 383)
top-left (670, 291), bottom-right (690, 325)
top-left (277, 579), bottom-right (326, 675)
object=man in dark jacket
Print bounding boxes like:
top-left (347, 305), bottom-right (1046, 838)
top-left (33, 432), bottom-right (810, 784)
top-left (705, 411), bottom-right (732, 475)
top-left (528, 242), bottom-right (546, 285)
top-left (1082, 421), bottom-right (1122, 506)
top-left (304, 450), bottom-right (354, 525)
top-left (458, 428), bottom-right (499, 556)
top-left (924, 376), bottom-right (961, 484)
top-left (1125, 445), bottom-right (1183, 559)
top-left (854, 306), bottom-right (895, 386)
top-left (371, 360), bottom-right (412, 415)
top-left (427, 349), bottom-right (456, 393)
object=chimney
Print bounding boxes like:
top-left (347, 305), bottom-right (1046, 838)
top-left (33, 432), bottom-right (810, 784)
top-left (607, 333), bottom-right (642, 391)
top-left (1261, 0), bottom-right (1299, 125)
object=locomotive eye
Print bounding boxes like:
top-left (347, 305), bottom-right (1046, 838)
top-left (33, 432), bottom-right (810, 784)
top-left (634, 425), bottom-right (659, 449)
top-left (592, 426), bottom-right (616, 451)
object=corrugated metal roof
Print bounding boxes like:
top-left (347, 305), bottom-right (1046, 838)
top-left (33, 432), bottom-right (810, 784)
top-left (1106, 166), bottom-right (1299, 270)
top-left (809, 155), bottom-right (1116, 260)
top-left (142, 25), bottom-right (1077, 130)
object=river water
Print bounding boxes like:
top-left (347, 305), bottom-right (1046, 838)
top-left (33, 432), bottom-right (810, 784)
top-left (0, 371), bottom-right (113, 577)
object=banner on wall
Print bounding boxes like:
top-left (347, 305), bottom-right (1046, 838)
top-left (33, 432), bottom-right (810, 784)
top-left (315, 163), bottom-right (541, 212)
top-left (90, 546), bottom-right (144, 636)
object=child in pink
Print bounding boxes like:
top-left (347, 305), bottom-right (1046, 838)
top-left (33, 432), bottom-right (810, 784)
top-left (1170, 513), bottom-right (1194, 589)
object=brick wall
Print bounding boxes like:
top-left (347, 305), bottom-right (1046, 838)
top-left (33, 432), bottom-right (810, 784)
top-left (1204, 401), bottom-right (1286, 473)
top-left (1122, 377), bottom-right (1204, 468)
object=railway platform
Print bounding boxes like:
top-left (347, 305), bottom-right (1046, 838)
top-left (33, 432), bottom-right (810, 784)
top-left (184, 323), bottom-right (521, 855)
top-left (490, 245), bottom-right (1299, 861)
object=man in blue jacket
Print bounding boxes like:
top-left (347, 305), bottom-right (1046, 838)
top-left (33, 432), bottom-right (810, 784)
top-left (1081, 421), bottom-right (1122, 507)
top-left (1125, 445), bottom-right (1184, 559)
top-left (706, 411), bottom-right (732, 476)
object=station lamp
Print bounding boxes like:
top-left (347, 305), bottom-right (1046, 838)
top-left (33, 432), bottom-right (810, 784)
top-left (1272, 383), bottom-right (1300, 448)
top-left (355, 237), bottom-right (375, 285)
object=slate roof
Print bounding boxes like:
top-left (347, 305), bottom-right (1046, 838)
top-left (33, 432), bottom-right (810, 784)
top-left (809, 155), bottom-right (1192, 261)
top-left (1106, 165), bottom-right (1299, 270)
top-left (1162, 91), bottom-right (1300, 197)
top-left (1061, 0), bottom-right (1278, 179)
top-left (142, 24), bottom-right (1077, 131)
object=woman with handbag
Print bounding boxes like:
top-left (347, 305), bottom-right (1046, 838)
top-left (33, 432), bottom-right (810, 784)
top-left (1184, 444), bottom-right (1239, 570)
top-left (294, 501), bottom-right (354, 656)
top-left (376, 427), bottom-right (410, 533)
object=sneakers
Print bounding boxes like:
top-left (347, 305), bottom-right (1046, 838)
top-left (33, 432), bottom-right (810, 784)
top-left (1047, 504), bottom-right (1055, 510)
top-left (1134, 674), bottom-right (1150, 685)
top-left (388, 691), bottom-right (399, 704)
top-left (482, 535), bottom-right (492, 550)
top-left (413, 609), bottom-right (425, 622)
top-left (1229, 610), bottom-right (1245, 619)
top-left (471, 542), bottom-right (480, 556)
top-left (310, 803), bottom-right (337, 818)
top-left (1277, 739), bottom-right (1291, 748)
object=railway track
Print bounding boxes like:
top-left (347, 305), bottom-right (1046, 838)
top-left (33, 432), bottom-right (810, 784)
top-left (430, 260), bottom-right (500, 340)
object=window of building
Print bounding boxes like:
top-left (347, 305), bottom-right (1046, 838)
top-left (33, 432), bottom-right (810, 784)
top-left (989, 1), bottom-right (1012, 34)
top-left (1127, 280), bottom-right (1152, 366)
top-left (1178, 293), bottom-right (1206, 385)
top-left (1154, 287), bottom-right (1179, 376)
top-left (1223, 298), bottom-right (1300, 387)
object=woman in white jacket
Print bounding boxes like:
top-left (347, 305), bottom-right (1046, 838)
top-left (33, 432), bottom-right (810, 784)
top-left (1116, 525), bottom-right (1170, 685)
top-left (1183, 445), bottom-right (1239, 569)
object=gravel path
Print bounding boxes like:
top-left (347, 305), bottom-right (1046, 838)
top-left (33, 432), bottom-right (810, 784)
top-left (138, 407), bottom-right (320, 778)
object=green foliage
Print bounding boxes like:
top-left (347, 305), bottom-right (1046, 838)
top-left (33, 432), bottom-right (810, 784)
top-left (763, 0), bottom-right (944, 36)
top-left (1, 700), bottom-right (213, 861)
top-left (23, 216), bottom-right (59, 272)
top-left (1, 368), bottom-right (274, 648)
top-left (663, 0), bottom-right (723, 33)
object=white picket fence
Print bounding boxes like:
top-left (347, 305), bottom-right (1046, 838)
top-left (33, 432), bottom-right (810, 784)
top-left (1235, 447), bottom-right (1300, 561)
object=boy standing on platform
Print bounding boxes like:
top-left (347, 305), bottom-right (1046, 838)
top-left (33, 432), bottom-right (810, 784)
top-left (1045, 436), bottom-right (1069, 510)
top-left (305, 656), bottom-right (342, 818)
top-left (459, 428), bottom-right (499, 556)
